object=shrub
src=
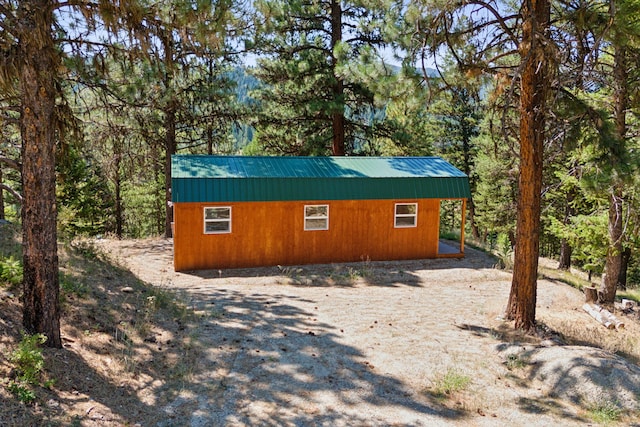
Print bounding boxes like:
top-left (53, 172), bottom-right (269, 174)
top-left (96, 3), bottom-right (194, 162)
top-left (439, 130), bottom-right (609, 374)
top-left (429, 367), bottom-right (472, 399)
top-left (586, 399), bottom-right (622, 424)
top-left (0, 255), bottom-right (23, 287)
top-left (6, 333), bottom-right (48, 405)
top-left (9, 333), bottom-right (47, 384)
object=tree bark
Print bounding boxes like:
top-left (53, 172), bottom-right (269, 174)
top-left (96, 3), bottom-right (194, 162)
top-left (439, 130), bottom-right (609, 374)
top-left (114, 138), bottom-right (123, 239)
top-left (160, 30), bottom-right (177, 238)
top-left (461, 96), bottom-right (480, 239)
top-left (506, 0), bottom-right (550, 332)
top-left (558, 178), bottom-right (575, 270)
top-left (207, 126), bottom-right (214, 155)
top-left (467, 198), bottom-right (480, 239)
top-left (330, 0), bottom-right (345, 156)
top-left (558, 189), bottom-right (575, 270)
top-left (0, 167), bottom-right (4, 220)
top-left (164, 102), bottom-right (176, 238)
top-left (17, 0), bottom-right (62, 348)
top-left (584, 286), bottom-right (598, 303)
top-left (601, 187), bottom-right (624, 303)
top-left (600, 43), bottom-right (627, 304)
top-left (618, 246), bottom-right (631, 291)
top-left (558, 238), bottom-right (572, 270)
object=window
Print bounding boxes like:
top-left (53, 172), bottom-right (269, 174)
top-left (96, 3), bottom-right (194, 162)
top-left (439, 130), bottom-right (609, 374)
top-left (204, 207), bottom-right (231, 234)
top-left (395, 203), bottom-right (417, 228)
top-left (304, 205), bottom-right (329, 230)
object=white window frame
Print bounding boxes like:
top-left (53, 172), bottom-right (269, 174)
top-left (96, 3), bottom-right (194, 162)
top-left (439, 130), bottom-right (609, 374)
top-left (203, 206), bottom-right (232, 234)
top-left (394, 203), bottom-right (418, 228)
top-left (304, 204), bottom-right (329, 231)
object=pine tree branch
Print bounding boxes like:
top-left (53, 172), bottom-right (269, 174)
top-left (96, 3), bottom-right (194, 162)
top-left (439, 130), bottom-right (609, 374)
top-left (0, 156), bottom-right (20, 171)
top-left (0, 183), bottom-right (22, 203)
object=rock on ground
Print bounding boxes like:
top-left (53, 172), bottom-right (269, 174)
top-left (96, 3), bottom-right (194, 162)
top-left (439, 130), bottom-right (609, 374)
top-left (521, 345), bottom-right (640, 411)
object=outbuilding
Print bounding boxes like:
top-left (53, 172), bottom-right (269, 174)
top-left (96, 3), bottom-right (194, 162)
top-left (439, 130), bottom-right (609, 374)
top-left (171, 155), bottom-right (471, 271)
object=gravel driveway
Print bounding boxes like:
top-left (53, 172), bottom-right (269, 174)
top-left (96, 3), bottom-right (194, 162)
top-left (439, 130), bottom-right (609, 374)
top-left (100, 239), bottom-right (606, 427)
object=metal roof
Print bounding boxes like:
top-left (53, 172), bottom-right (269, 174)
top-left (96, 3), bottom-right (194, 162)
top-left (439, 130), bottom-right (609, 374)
top-left (171, 155), bottom-right (471, 202)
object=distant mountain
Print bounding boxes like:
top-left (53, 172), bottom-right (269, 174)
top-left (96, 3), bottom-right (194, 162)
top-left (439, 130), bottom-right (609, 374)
top-left (385, 63), bottom-right (439, 78)
top-left (227, 67), bottom-right (261, 105)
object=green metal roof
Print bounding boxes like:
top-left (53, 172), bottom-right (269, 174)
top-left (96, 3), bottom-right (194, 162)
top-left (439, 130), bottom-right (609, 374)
top-left (171, 155), bottom-right (471, 202)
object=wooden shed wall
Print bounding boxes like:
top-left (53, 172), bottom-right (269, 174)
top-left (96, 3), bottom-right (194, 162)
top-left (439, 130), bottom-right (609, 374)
top-left (173, 199), bottom-right (441, 271)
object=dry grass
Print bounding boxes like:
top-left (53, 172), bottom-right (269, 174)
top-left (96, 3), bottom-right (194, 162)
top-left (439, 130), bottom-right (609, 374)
top-left (537, 259), bottom-right (640, 365)
top-left (0, 227), bottom-right (199, 426)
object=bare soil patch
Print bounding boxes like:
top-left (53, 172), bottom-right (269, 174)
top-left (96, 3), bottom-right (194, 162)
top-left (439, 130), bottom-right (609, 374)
top-left (2, 231), bottom-right (640, 426)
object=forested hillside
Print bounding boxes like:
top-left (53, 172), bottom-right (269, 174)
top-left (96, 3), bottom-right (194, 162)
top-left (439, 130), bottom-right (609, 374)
top-left (1, 0), bottom-right (639, 344)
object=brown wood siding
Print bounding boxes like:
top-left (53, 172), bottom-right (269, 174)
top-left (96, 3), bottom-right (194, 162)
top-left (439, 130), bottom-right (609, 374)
top-left (173, 199), bottom-right (442, 271)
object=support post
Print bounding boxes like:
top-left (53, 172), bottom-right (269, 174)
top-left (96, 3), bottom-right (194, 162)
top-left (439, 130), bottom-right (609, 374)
top-left (460, 198), bottom-right (467, 255)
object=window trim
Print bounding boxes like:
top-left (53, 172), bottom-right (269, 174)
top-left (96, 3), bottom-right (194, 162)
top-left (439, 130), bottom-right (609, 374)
top-left (394, 203), bottom-right (418, 228)
top-left (203, 206), bottom-right (232, 234)
top-left (304, 204), bottom-right (329, 231)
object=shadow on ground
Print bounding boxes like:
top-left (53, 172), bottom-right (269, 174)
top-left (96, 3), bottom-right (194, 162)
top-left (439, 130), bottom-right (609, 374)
top-left (1, 242), bottom-right (200, 426)
top-left (168, 247), bottom-right (499, 289)
top-left (2, 234), bottom-right (477, 426)
top-left (158, 288), bottom-right (469, 425)
top-left (455, 323), bottom-right (591, 424)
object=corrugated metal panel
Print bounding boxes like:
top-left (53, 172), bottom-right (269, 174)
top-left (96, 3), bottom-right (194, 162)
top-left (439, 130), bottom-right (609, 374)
top-left (172, 155), bottom-right (467, 178)
top-left (171, 155), bottom-right (471, 203)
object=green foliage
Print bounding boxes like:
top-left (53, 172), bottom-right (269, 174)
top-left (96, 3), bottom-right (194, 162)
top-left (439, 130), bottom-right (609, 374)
top-left (7, 381), bottom-right (37, 404)
top-left (6, 333), bottom-right (51, 405)
top-left (439, 200), bottom-right (465, 235)
top-left (586, 399), bottom-right (622, 424)
top-left (473, 132), bottom-right (517, 239)
top-left (121, 177), bottom-right (164, 238)
top-left (9, 333), bottom-right (47, 385)
top-left (57, 145), bottom-right (115, 237)
top-left (250, 0), bottom-right (402, 155)
top-left (548, 212), bottom-right (608, 275)
top-left (382, 72), bottom-right (435, 155)
top-left (60, 272), bottom-right (88, 297)
top-left (628, 257), bottom-right (640, 288)
top-left (429, 368), bottom-right (471, 399)
top-left (493, 233), bottom-right (514, 270)
top-left (0, 255), bottom-right (22, 287)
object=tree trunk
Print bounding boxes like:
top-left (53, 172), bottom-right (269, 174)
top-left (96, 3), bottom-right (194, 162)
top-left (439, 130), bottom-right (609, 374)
top-left (207, 126), bottom-right (214, 155)
top-left (600, 187), bottom-right (624, 303)
top-left (558, 185), bottom-right (575, 270)
top-left (160, 29), bottom-right (177, 238)
top-left (164, 103), bottom-right (176, 238)
top-left (600, 44), bottom-right (627, 304)
top-left (558, 239), bottom-right (572, 270)
top-left (18, 0), bottom-right (62, 348)
top-left (114, 139), bottom-right (123, 239)
top-left (461, 104), bottom-right (479, 239)
top-left (584, 286), bottom-right (598, 304)
top-left (618, 246), bottom-right (631, 291)
top-left (467, 197), bottom-right (480, 240)
top-left (151, 143), bottom-right (165, 235)
top-left (0, 167), bottom-right (4, 220)
top-left (330, 0), bottom-right (345, 156)
top-left (506, 0), bottom-right (550, 332)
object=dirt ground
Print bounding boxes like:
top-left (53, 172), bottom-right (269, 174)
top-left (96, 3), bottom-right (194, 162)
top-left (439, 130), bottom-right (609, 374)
top-left (94, 238), bottom-right (639, 426)
top-left (2, 233), bottom-right (639, 426)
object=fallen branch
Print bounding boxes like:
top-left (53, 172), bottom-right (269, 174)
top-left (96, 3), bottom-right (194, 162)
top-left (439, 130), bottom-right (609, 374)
top-left (582, 303), bottom-right (624, 330)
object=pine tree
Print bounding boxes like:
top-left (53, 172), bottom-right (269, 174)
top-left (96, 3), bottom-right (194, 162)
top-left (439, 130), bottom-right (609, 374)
top-left (404, 0), bottom-right (552, 331)
top-left (251, 0), bottom-right (398, 155)
top-left (1, 0), bottom-right (153, 347)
